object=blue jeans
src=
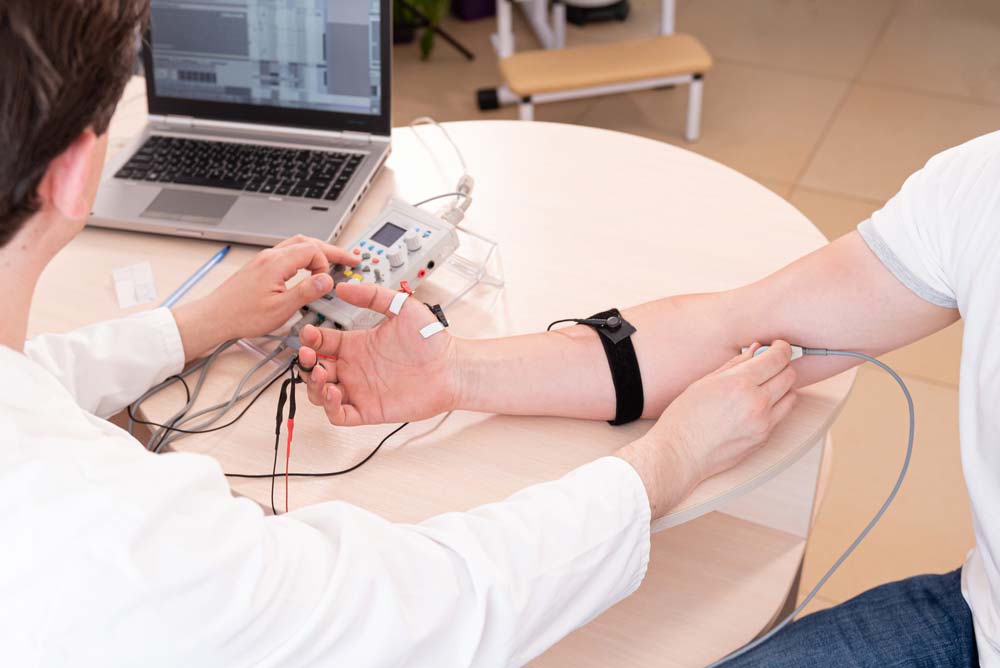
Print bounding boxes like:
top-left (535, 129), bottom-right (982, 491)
top-left (722, 569), bottom-right (978, 667)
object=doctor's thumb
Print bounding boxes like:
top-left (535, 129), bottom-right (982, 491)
top-left (291, 273), bottom-right (334, 307)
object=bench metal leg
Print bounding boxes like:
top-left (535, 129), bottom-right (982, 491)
top-left (686, 75), bottom-right (703, 142)
top-left (519, 101), bottom-right (535, 121)
top-left (552, 1), bottom-right (567, 49)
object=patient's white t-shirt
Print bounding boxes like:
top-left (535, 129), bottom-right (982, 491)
top-left (859, 130), bottom-right (1000, 666)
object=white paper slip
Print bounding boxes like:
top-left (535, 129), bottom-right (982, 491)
top-left (112, 261), bottom-right (157, 309)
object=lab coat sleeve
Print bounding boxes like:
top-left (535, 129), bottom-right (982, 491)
top-left (95, 453), bottom-right (651, 668)
top-left (23, 308), bottom-right (185, 418)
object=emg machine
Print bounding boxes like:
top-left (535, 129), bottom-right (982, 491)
top-left (303, 198), bottom-right (460, 331)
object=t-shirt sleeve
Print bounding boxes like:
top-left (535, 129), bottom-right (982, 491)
top-left (857, 130), bottom-right (1000, 311)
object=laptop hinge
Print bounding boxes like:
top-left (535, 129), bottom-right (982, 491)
top-left (342, 130), bottom-right (373, 144)
top-left (158, 115), bottom-right (196, 129)
top-left (148, 116), bottom-right (388, 145)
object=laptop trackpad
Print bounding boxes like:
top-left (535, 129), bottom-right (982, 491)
top-left (140, 189), bottom-right (235, 226)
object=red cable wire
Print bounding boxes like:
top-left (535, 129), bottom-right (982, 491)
top-left (285, 418), bottom-right (294, 512)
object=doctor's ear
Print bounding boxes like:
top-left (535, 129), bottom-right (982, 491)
top-left (36, 128), bottom-right (101, 221)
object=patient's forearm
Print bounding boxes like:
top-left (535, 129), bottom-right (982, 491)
top-left (455, 233), bottom-right (959, 420)
top-left (456, 291), bottom-right (798, 420)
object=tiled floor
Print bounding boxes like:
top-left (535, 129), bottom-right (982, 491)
top-left (392, 0), bottom-right (992, 622)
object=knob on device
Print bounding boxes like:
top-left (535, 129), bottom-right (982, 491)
top-left (387, 246), bottom-right (406, 268)
top-left (404, 230), bottom-right (422, 252)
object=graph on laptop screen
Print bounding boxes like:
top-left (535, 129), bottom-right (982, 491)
top-left (149, 0), bottom-right (382, 116)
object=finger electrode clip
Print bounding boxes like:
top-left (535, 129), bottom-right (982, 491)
top-left (389, 289), bottom-right (449, 338)
top-left (419, 303), bottom-right (449, 339)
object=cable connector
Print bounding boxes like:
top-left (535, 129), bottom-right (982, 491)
top-left (440, 206), bottom-right (468, 226)
top-left (437, 174), bottom-right (475, 226)
top-left (456, 174), bottom-right (475, 203)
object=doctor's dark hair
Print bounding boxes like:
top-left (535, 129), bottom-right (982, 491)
top-left (0, 0), bottom-right (149, 247)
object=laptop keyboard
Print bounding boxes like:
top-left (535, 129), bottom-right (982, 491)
top-left (114, 135), bottom-right (365, 201)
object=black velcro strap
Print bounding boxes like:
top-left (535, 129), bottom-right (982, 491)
top-left (588, 309), bottom-right (644, 425)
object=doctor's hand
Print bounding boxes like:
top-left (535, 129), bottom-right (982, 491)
top-left (172, 235), bottom-right (358, 360)
top-left (298, 282), bottom-right (462, 426)
top-left (616, 342), bottom-right (798, 519)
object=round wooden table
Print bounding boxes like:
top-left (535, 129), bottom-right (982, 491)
top-left (31, 83), bottom-right (853, 666)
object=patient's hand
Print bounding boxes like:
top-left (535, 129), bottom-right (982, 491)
top-left (298, 282), bottom-right (463, 426)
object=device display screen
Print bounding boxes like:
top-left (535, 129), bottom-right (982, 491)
top-left (371, 221), bottom-right (406, 247)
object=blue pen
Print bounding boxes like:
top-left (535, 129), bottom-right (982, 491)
top-left (161, 244), bottom-right (231, 308)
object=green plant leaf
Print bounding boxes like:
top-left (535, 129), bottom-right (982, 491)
top-left (419, 27), bottom-right (435, 59)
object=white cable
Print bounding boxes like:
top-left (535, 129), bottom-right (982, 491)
top-left (707, 349), bottom-right (915, 666)
top-left (409, 116), bottom-right (468, 173)
top-left (413, 192), bottom-right (472, 208)
top-left (408, 116), bottom-right (474, 227)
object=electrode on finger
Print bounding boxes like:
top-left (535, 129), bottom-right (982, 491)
top-left (389, 291), bottom-right (409, 315)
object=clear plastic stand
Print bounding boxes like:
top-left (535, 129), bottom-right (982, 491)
top-left (438, 226), bottom-right (506, 310)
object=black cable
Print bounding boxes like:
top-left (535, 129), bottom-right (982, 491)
top-left (172, 374), bottom-right (192, 404)
top-left (130, 352), bottom-right (406, 510)
top-left (546, 318), bottom-right (582, 331)
top-left (125, 359), bottom-right (293, 435)
top-left (225, 422), bottom-right (410, 480)
top-left (269, 432), bottom-right (280, 516)
top-left (149, 374), bottom-right (193, 452)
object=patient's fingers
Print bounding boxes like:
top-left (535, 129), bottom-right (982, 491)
top-left (300, 324), bottom-right (344, 356)
top-left (321, 383), bottom-right (364, 427)
top-left (305, 361), bottom-right (337, 405)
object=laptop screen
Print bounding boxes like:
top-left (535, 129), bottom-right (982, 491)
top-left (147, 0), bottom-right (384, 119)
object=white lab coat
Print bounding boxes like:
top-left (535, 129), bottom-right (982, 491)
top-left (0, 308), bottom-right (651, 667)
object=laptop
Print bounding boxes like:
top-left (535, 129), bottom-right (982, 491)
top-left (91, 0), bottom-right (391, 246)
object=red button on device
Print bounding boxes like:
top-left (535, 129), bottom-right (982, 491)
top-left (353, 248), bottom-right (361, 255)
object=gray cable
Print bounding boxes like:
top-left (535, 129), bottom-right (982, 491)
top-left (148, 340), bottom-right (244, 448)
top-left (146, 355), bottom-right (217, 450)
top-left (129, 339), bottom-right (237, 447)
top-left (162, 344), bottom-right (283, 433)
top-left (128, 352), bottom-right (215, 436)
top-left (129, 339), bottom-right (288, 452)
top-left (154, 345), bottom-right (289, 452)
top-left (707, 349), bottom-right (915, 667)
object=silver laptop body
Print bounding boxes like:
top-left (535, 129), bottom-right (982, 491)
top-left (91, 0), bottom-right (391, 246)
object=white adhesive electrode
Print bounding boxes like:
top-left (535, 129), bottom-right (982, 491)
top-left (389, 291), bottom-right (409, 316)
top-left (419, 322), bottom-right (446, 339)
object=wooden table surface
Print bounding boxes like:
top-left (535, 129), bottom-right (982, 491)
top-left (29, 78), bottom-right (853, 667)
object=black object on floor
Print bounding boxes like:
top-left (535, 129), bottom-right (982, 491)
top-left (566, 0), bottom-right (630, 26)
top-left (451, 0), bottom-right (496, 21)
